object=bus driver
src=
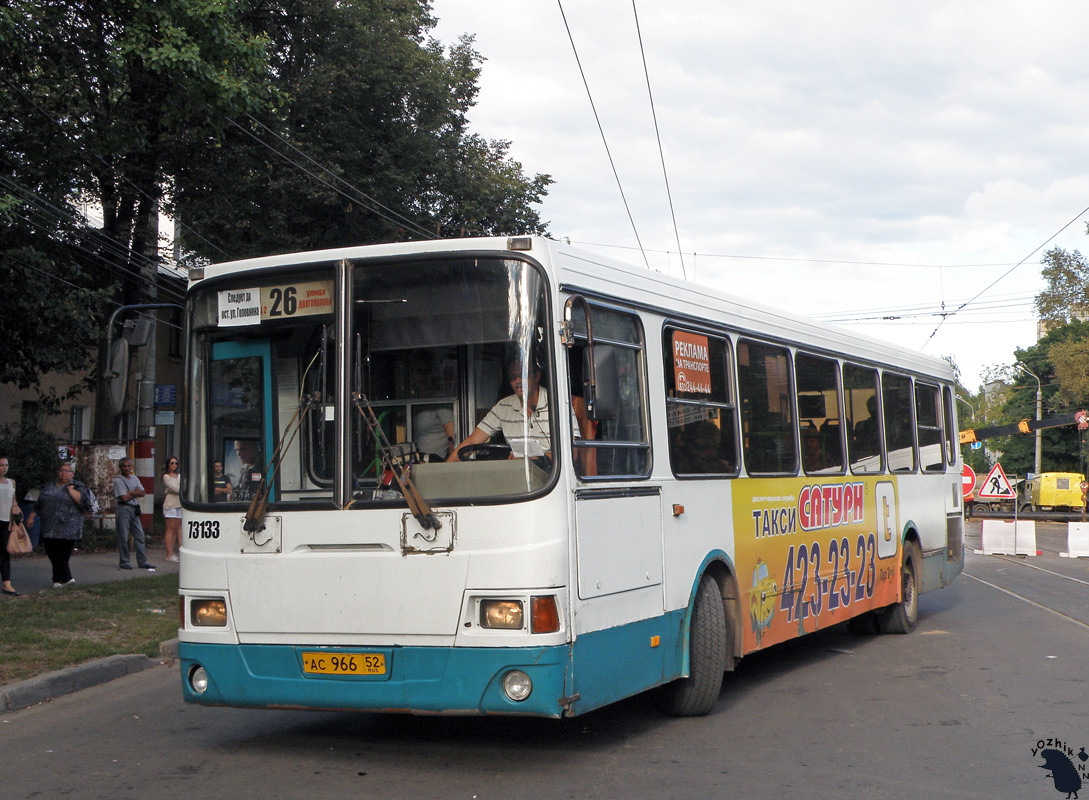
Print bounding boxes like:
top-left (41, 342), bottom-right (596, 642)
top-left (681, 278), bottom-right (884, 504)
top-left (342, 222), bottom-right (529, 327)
top-left (448, 357), bottom-right (575, 463)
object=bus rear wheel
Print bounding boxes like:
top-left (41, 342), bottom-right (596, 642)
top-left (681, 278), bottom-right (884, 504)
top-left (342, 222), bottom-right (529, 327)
top-left (657, 574), bottom-right (727, 717)
top-left (878, 541), bottom-right (920, 634)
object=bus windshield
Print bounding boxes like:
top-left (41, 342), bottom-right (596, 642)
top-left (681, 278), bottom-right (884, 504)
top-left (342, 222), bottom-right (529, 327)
top-left (185, 255), bottom-right (553, 507)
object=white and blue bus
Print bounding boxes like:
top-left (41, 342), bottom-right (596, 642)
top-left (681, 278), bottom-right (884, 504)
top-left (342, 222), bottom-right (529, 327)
top-left (179, 236), bottom-right (964, 718)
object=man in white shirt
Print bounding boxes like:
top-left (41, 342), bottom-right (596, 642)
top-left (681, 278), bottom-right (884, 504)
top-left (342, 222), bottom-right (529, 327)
top-left (449, 359), bottom-right (567, 462)
top-left (113, 458), bottom-right (155, 571)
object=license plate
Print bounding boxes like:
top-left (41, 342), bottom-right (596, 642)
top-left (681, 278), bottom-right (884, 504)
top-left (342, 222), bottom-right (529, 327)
top-left (301, 652), bottom-right (386, 676)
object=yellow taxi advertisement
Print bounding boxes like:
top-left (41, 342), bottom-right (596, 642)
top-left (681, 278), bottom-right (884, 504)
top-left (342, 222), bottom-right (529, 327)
top-left (735, 476), bottom-right (903, 654)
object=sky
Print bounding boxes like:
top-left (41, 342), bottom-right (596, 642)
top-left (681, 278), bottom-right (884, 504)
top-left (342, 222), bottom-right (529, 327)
top-left (430, 0), bottom-right (1089, 390)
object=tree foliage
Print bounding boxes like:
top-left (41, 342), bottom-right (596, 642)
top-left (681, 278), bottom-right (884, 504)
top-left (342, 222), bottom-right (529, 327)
top-left (990, 321), bottom-right (1089, 476)
top-left (1036, 245), bottom-right (1089, 326)
top-left (0, 422), bottom-right (61, 501)
top-left (1034, 240), bottom-right (1089, 404)
top-left (171, 0), bottom-right (552, 260)
top-left (1, 0), bottom-right (275, 401)
top-left (2, 0), bottom-right (552, 407)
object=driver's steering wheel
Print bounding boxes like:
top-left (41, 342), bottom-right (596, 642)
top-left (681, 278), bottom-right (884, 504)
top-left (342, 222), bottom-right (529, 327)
top-left (457, 443), bottom-right (512, 461)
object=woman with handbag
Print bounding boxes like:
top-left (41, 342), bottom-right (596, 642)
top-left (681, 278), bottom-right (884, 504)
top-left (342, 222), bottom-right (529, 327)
top-left (24, 462), bottom-right (89, 588)
top-left (0, 455), bottom-right (24, 595)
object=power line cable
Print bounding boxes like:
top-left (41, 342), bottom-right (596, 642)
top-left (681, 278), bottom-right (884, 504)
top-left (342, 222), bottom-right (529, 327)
top-left (921, 202), bottom-right (1089, 347)
top-left (0, 75), bottom-right (233, 264)
top-left (1, 176), bottom-right (186, 302)
top-left (814, 292), bottom-right (1037, 323)
top-left (556, 0), bottom-right (650, 269)
top-left (570, 238), bottom-right (1026, 270)
top-left (3, 252), bottom-right (185, 332)
top-left (239, 114), bottom-right (442, 242)
top-left (631, 0), bottom-right (686, 280)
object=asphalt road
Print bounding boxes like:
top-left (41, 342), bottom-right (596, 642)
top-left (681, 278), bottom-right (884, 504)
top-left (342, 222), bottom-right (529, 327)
top-left (2, 521), bottom-right (1088, 800)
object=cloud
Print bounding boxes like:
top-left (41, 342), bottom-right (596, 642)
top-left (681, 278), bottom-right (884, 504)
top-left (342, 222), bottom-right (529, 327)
top-left (433, 0), bottom-right (1089, 385)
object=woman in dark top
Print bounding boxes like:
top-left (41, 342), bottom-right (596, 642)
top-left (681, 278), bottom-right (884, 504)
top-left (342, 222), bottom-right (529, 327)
top-left (24, 463), bottom-right (89, 587)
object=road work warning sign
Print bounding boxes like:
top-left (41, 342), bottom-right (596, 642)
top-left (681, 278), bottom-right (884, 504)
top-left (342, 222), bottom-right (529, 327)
top-left (978, 462), bottom-right (1015, 499)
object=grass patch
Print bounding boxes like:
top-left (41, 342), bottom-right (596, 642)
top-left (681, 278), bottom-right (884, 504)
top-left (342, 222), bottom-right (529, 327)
top-left (0, 574), bottom-right (179, 685)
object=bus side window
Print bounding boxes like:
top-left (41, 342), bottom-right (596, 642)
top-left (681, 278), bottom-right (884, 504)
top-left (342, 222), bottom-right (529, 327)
top-left (664, 328), bottom-right (739, 477)
top-left (795, 353), bottom-right (845, 475)
top-left (568, 306), bottom-right (650, 479)
top-left (916, 382), bottom-right (945, 473)
top-left (844, 363), bottom-right (883, 474)
top-left (569, 357), bottom-right (598, 476)
top-left (882, 372), bottom-right (917, 473)
top-left (942, 386), bottom-right (957, 466)
top-left (737, 339), bottom-right (797, 475)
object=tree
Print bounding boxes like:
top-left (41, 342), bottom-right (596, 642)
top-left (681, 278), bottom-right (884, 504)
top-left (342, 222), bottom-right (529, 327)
top-left (170, 0), bottom-right (553, 261)
top-left (2, 0), bottom-right (554, 418)
top-left (1036, 245), bottom-right (1089, 326)
top-left (0, 422), bottom-right (60, 502)
top-left (0, 196), bottom-right (114, 408)
top-left (1, 0), bottom-right (275, 409)
top-left (1037, 244), bottom-right (1089, 404)
top-left (990, 321), bottom-right (1089, 476)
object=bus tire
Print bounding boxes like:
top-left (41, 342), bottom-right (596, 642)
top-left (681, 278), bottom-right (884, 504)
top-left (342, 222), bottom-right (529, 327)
top-left (657, 574), bottom-right (727, 717)
top-left (877, 541), bottom-right (920, 634)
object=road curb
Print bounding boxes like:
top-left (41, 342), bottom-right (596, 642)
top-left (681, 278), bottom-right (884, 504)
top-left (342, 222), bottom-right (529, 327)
top-left (0, 638), bottom-right (180, 714)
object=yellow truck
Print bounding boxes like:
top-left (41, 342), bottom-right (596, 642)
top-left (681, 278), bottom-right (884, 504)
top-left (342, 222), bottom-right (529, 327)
top-left (1026, 472), bottom-right (1086, 512)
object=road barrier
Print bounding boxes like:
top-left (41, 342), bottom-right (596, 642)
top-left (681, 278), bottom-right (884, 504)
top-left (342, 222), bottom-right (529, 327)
top-left (980, 519), bottom-right (1037, 556)
top-left (1061, 522), bottom-right (1089, 558)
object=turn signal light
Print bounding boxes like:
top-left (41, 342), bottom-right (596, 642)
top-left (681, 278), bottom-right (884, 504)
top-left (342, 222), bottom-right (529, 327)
top-left (531, 596), bottom-right (560, 633)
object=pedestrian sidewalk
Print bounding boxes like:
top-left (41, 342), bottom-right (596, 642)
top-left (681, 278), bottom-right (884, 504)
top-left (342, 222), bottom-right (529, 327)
top-left (0, 548), bottom-right (181, 714)
top-left (2, 546), bottom-right (179, 595)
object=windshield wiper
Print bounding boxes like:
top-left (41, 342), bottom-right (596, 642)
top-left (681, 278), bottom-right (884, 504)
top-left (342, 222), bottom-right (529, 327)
top-left (243, 392), bottom-right (317, 535)
top-left (352, 391), bottom-right (441, 531)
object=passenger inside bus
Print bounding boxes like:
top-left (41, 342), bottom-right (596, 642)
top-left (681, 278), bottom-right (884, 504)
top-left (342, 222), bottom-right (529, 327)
top-left (409, 351), bottom-right (455, 461)
top-left (852, 395), bottom-right (880, 457)
top-left (670, 419), bottom-right (736, 475)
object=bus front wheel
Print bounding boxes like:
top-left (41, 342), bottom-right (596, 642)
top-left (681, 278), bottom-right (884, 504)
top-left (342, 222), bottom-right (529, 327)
top-left (878, 541), bottom-right (920, 634)
top-left (657, 574), bottom-right (727, 717)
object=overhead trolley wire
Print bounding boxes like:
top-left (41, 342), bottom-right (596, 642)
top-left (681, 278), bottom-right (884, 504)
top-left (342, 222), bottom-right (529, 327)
top-left (236, 114), bottom-right (443, 242)
top-left (570, 238), bottom-right (1030, 271)
top-left (0, 175), bottom-right (186, 304)
top-left (631, 0), bottom-right (686, 280)
top-left (556, 0), bottom-right (650, 270)
top-left (921, 202), bottom-right (1089, 348)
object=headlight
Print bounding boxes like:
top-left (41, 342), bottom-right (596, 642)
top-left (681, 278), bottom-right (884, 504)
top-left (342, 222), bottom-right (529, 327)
top-left (502, 670), bottom-right (532, 702)
top-left (191, 599), bottom-right (228, 627)
top-left (479, 599), bottom-right (524, 629)
top-left (189, 665), bottom-right (210, 694)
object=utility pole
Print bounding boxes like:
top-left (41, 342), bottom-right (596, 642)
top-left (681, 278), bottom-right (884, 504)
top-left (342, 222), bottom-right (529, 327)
top-left (1016, 363), bottom-right (1043, 475)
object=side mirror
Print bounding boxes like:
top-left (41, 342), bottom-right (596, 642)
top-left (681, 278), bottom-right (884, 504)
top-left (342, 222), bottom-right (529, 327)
top-left (584, 345), bottom-right (620, 422)
top-left (105, 338), bottom-right (130, 415)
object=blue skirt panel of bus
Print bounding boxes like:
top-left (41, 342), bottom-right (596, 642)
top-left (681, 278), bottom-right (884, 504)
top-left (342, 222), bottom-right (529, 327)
top-left (180, 610), bottom-right (688, 717)
top-left (180, 642), bottom-right (573, 717)
top-left (567, 609), bottom-right (686, 715)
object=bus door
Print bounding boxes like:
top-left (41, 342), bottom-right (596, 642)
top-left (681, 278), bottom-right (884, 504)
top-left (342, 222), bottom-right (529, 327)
top-left (209, 340), bottom-right (276, 505)
top-left (565, 297), bottom-right (664, 681)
